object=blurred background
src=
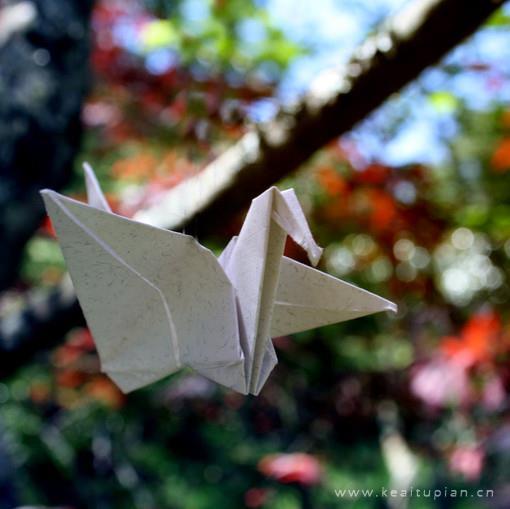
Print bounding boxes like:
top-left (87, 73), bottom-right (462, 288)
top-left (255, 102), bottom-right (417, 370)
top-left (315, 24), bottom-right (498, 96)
top-left (1, 0), bottom-right (510, 507)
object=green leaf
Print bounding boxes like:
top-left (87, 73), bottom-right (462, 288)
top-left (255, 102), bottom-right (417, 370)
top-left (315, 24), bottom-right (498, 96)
top-left (486, 10), bottom-right (510, 27)
top-left (428, 91), bottom-right (459, 113)
top-left (140, 20), bottom-right (178, 50)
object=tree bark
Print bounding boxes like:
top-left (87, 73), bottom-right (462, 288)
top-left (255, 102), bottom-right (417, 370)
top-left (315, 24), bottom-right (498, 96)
top-left (0, 0), bottom-right (94, 292)
top-left (0, 0), bottom-right (505, 378)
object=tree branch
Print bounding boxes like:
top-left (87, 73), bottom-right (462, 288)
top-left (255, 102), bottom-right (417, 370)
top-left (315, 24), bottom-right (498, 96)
top-left (0, 278), bottom-right (85, 379)
top-left (132, 0), bottom-right (505, 233)
top-left (0, 0), bottom-right (504, 378)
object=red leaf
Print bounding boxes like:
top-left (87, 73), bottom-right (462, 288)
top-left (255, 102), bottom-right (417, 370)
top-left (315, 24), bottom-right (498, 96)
top-left (258, 453), bottom-right (322, 486)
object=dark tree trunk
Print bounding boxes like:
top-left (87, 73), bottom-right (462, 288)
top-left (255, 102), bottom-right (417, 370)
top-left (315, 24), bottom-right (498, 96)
top-left (0, 0), bottom-right (94, 291)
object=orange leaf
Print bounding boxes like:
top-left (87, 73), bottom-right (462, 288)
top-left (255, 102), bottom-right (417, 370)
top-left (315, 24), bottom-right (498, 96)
top-left (440, 311), bottom-right (501, 367)
top-left (316, 167), bottom-right (348, 197)
top-left (367, 189), bottom-right (398, 233)
top-left (85, 377), bottom-right (125, 409)
top-left (354, 164), bottom-right (391, 185)
top-left (491, 138), bottom-right (510, 172)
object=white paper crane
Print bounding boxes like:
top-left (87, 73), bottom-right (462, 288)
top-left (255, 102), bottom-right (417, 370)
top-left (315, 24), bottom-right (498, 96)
top-left (41, 164), bottom-right (397, 395)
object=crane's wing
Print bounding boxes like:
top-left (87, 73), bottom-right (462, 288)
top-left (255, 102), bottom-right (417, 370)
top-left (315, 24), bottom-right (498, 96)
top-left (271, 257), bottom-right (397, 337)
top-left (41, 190), bottom-right (246, 394)
top-left (219, 238), bottom-right (396, 390)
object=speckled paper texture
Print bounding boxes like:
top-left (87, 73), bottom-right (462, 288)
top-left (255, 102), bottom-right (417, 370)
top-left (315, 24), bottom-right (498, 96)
top-left (41, 164), bottom-right (397, 396)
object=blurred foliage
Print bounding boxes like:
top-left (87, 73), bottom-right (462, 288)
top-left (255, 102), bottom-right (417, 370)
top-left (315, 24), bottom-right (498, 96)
top-left (3, 0), bottom-right (510, 508)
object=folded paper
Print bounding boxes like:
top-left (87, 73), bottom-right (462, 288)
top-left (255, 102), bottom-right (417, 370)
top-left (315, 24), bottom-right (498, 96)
top-left (41, 164), bottom-right (397, 395)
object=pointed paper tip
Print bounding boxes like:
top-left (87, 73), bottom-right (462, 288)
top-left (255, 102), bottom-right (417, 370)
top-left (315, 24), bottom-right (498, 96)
top-left (309, 245), bottom-right (324, 267)
top-left (83, 162), bottom-right (99, 187)
top-left (386, 300), bottom-right (398, 314)
top-left (83, 161), bottom-right (96, 184)
top-left (303, 238), bottom-right (323, 267)
top-left (83, 161), bottom-right (93, 173)
top-left (40, 188), bottom-right (59, 202)
top-left (83, 161), bottom-right (111, 212)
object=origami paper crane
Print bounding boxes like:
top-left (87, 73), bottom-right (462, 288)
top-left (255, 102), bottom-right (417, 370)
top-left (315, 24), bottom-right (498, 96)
top-left (41, 164), bottom-right (397, 396)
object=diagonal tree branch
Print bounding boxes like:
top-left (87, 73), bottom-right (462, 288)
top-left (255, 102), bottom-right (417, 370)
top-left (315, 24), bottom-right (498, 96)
top-left (0, 0), bottom-right (505, 379)
top-left (132, 0), bottom-right (506, 233)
